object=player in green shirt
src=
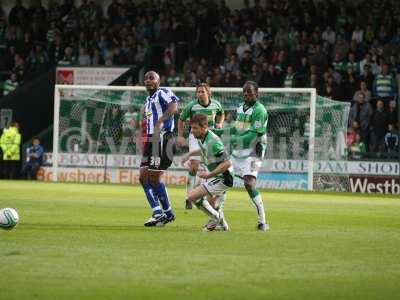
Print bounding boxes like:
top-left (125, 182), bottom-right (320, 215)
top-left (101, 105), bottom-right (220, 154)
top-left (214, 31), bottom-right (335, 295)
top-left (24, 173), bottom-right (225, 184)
top-left (182, 114), bottom-right (232, 231)
top-left (228, 81), bottom-right (269, 231)
top-left (177, 83), bottom-right (224, 209)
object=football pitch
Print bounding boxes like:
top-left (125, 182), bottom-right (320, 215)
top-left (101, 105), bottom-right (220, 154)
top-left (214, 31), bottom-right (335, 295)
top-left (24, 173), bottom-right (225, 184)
top-left (0, 180), bottom-right (399, 300)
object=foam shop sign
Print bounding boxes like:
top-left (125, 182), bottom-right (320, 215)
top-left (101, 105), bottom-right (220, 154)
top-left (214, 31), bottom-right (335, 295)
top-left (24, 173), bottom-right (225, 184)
top-left (44, 153), bottom-right (400, 176)
top-left (41, 154), bottom-right (400, 194)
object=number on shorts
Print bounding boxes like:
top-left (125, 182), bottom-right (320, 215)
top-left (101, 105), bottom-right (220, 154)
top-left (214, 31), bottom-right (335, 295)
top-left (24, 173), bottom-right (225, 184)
top-left (150, 156), bottom-right (161, 167)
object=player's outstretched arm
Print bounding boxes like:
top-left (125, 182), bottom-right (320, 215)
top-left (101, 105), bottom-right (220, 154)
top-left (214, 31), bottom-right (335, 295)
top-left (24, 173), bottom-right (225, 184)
top-left (181, 149), bottom-right (202, 165)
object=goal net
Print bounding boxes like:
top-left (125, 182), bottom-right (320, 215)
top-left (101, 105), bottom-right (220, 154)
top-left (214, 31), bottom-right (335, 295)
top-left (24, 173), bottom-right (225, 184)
top-left (52, 85), bottom-right (350, 191)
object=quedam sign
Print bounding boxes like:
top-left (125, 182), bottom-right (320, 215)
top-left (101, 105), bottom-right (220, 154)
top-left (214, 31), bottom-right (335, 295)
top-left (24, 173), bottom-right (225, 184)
top-left (350, 176), bottom-right (400, 195)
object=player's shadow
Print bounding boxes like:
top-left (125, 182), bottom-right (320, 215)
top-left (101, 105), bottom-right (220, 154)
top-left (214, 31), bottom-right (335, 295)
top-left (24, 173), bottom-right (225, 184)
top-left (18, 223), bottom-right (191, 232)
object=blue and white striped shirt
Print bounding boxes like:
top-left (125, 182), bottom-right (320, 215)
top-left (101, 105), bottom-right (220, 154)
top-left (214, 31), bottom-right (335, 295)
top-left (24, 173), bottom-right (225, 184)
top-left (144, 87), bottom-right (179, 135)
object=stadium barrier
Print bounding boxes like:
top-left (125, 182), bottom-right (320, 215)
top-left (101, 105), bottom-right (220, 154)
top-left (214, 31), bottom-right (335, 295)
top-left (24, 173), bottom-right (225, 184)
top-left (38, 153), bottom-right (400, 195)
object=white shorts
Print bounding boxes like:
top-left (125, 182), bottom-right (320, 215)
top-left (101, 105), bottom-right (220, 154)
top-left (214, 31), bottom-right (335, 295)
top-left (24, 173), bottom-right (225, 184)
top-left (189, 133), bottom-right (201, 161)
top-left (202, 178), bottom-right (230, 196)
top-left (232, 156), bottom-right (263, 179)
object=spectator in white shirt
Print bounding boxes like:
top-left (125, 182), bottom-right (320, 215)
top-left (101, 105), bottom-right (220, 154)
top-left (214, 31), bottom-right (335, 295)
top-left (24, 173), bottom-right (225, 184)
top-left (351, 25), bottom-right (364, 44)
top-left (236, 35), bottom-right (251, 59)
top-left (322, 26), bottom-right (336, 45)
top-left (251, 27), bottom-right (264, 45)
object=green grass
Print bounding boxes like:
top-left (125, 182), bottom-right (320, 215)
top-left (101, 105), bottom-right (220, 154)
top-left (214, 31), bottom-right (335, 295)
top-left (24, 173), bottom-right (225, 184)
top-left (0, 180), bottom-right (400, 300)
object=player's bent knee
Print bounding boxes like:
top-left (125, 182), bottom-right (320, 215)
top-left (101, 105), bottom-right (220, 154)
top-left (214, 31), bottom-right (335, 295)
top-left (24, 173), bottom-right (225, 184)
top-left (187, 185), bottom-right (207, 202)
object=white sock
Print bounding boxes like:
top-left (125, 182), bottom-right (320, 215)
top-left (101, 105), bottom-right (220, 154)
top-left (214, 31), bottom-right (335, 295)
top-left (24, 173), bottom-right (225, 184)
top-left (215, 193), bottom-right (226, 210)
top-left (251, 194), bottom-right (266, 224)
top-left (196, 199), bottom-right (219, 219)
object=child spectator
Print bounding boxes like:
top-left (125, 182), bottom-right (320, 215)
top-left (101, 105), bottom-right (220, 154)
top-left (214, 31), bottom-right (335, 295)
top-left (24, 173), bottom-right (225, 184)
top-left (349, 133), bottom-right (366, 160)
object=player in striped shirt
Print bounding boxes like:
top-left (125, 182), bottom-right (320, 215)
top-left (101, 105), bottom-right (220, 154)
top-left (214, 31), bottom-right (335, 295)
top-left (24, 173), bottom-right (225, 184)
top-left (140, 71), bottom-right (179, 227)
top-left (182, 114), bottom-right (231, 231)
top-left (223, 81), bottom-right (269, 231)
top-left (177, 83), bottom-right (224, 209)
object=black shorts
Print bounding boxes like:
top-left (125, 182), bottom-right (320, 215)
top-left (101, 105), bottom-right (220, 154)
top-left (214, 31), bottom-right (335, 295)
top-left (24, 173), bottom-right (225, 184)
top-left (140, 132), bottom-right (176, 171)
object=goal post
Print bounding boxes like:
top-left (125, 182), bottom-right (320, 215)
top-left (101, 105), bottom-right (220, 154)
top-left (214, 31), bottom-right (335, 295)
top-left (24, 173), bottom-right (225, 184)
top-left (52, 85), bottom-right (350, 191)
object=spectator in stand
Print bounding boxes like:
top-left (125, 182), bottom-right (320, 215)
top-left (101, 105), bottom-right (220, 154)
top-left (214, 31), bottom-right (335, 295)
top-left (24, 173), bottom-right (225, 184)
top-left (187, 71), bottom-right (200, 87)
top-left (2, 72), bottom-right (19, 96)
top-left (346, 52), bottom-right (360, 75)
top-left (360, 53), bottom-right (377, 76)
top-left (239, 50), bottom-right (253, 77)
top-left (8, 0), bottom-right (27, 27)
top-left (78, 47), bottom-right (91, 66)
top-left (351, 25), bottom-right (363, 44)
top-left (225, 53), bottom-right (240, 74)
top-left (353, 81), bottom-right (372, 103)
top-left (236, 35), bottom-right (250, 60)
top-left (21, 137), bottom-right (44, 180)
top-left (166, 68), bottom-right (181, 87)
top-left (331, 52), bottom-right (346, 74)
top-left (58, 46), bottom-right (76, 65)
top-left (251, 27), bottom-right (264, 46)
top-left (27, 44), bottom-right (49, 73)
top-left (359, 64), bottom-right (374, 91)
top-left (342, 68), bottom-right (359, 101)
top-left (347, 120), bottom-right (360, 148)
top-left (322, 26), bottom-right (336, 46)
top-left (384, 124), bottom-right (399, 156)
top-left (388, 100), bottom-right (398, 126)
top-left (370, 100), bottom-right (389, 153)
top-left (348, 92), bottom-right (373, 147)
top-left (283, 65), bottom-right (297, 88)
top-left (13, 54), bottom-right (25, 81)
top-left (297, 56), bottom-right (310, 86)
top-left (349, 133), bottom-right (366, 160)
top-left (247, 64), bottom-right (261, 84)
top-left (373, 63), bottom-right (397, 98)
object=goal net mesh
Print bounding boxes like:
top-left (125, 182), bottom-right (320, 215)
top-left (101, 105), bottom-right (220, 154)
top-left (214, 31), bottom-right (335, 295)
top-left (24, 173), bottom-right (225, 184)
top-left (55, 87), bottom-right (350, 191)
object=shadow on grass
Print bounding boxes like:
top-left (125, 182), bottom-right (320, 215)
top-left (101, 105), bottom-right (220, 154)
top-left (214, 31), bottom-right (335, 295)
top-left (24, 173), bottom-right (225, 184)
top-left (18, 223), bottom-right (199, 232)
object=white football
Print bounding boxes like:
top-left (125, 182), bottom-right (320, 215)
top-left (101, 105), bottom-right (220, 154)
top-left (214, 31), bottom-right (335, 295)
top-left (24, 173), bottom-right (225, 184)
top-left (0, 208), bottom-right (19, 230)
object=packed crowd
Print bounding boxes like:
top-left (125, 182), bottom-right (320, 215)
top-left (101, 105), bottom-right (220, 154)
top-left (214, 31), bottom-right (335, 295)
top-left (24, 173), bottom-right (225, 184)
top-left (0, 0), bottom-right (399, 158)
